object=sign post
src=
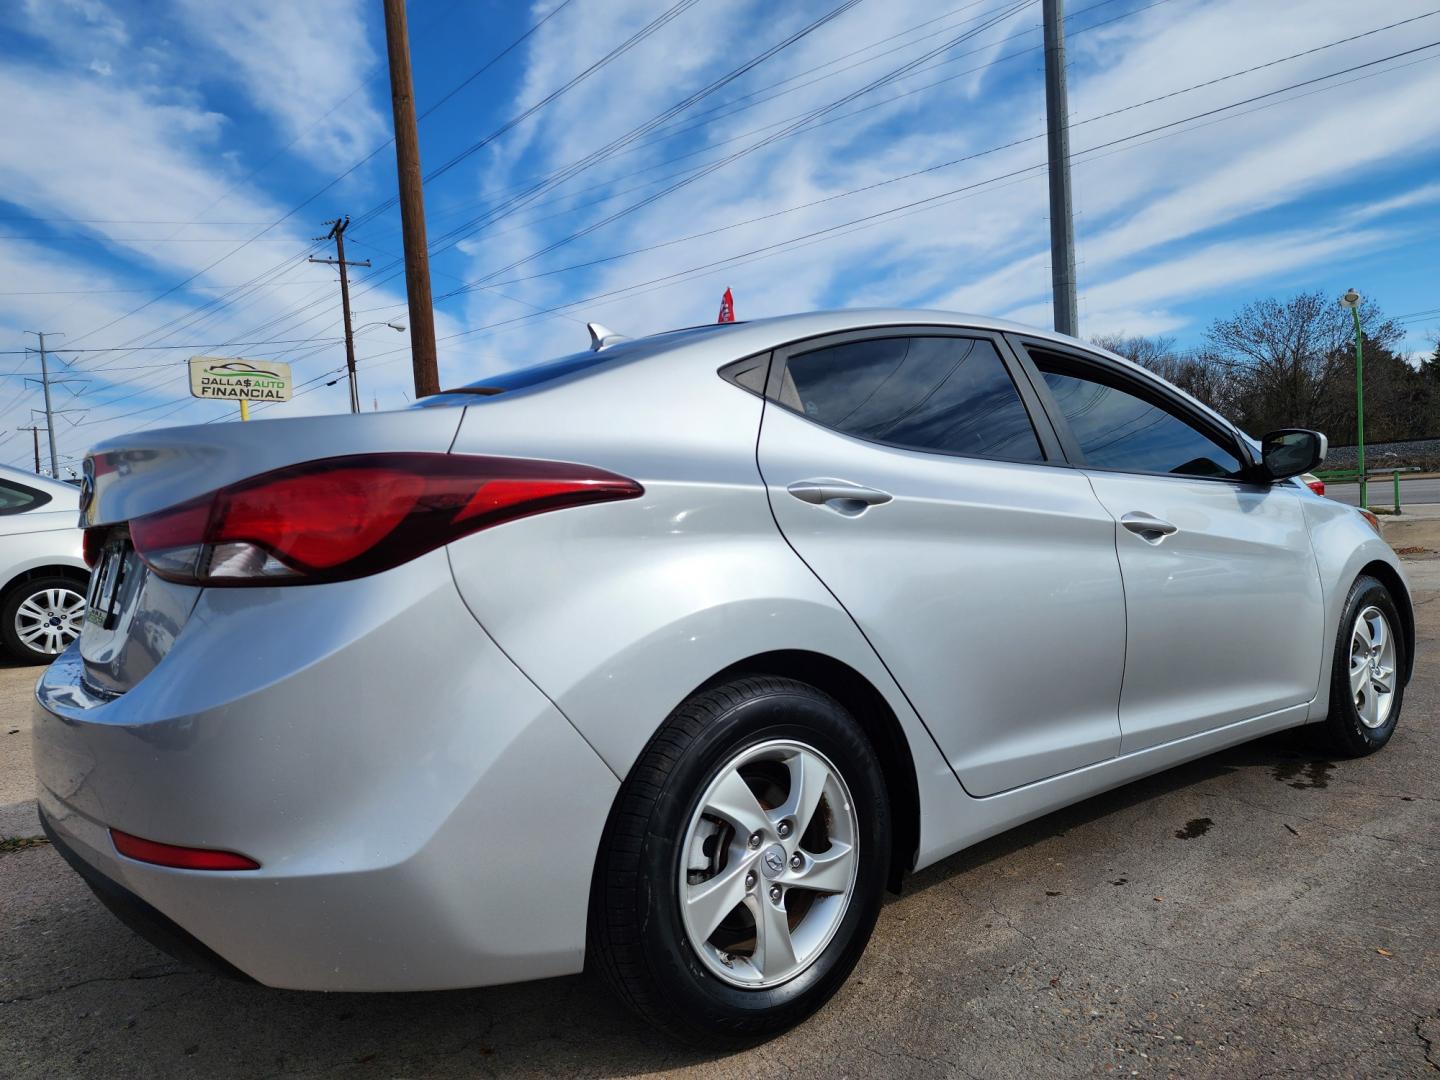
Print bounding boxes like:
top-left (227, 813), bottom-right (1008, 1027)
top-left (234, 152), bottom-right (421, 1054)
top-left (188, 357), bottom-right (293, 421)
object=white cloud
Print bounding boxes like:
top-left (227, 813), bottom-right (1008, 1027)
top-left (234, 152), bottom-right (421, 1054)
top-left (21, 0), bottom-right (129, 49)
top-left (0, 52), bottom-right (442, 467)
top-left (4, 0), bottom-right (1440, 470)
top-left (170, 0), bottom-right (387, 170)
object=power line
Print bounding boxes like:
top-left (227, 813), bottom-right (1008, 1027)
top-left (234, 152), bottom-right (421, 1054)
top-left (122, 0), bottom-right (879, 378)
top-left (472, 14), bottom-right (1439, 291)
top-left (160, 7), bottom-right (1440, 414)
top-left (60, 21), bottom-right (1440, 434)
top-left (328, 42), bottom-right (1440, 376)
top-left (0, 337), bottom-right (344, 355)
top-left (348, 0), bottom-right (709, 232)
top-left (46, 0), bottom-right (593, 367)
top-left (406, 0), bottom-right (1175, 254)
top-left (313, 0), bottom-right (1031, 330)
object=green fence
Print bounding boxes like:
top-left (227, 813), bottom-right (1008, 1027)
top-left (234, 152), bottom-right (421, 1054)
top-left (1313, 467), bottom-right (1419, 513)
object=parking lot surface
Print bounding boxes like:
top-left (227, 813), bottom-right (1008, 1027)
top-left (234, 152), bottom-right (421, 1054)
top-left (2, 580), bottom-right (1437, 1078)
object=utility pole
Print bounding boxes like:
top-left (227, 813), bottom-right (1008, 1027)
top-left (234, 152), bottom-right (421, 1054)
top-left (19, 426), bottom-right (43, 474)
top-left (1340, 288), bottom-right (1366, 509)
top-left (1042, 0), bottom-right (1079, 338)
top-left (309, 217), bottom-right (372, 414)
top-left (23, 332), bottom-right (61, 477)
top-left (382, 0), bottom-right (440, 398)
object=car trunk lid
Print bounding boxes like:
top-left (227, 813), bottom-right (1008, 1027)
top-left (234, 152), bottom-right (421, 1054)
top-left (77, 408), bottom-right (465, 696)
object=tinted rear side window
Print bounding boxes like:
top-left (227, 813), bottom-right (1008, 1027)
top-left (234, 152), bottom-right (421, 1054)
top-left (0, 480), bottom-right (49, 514)
top-left (779, 336), bottom-right (1044, 462)
top-left (1036, 366), bottom-right (1244, 479)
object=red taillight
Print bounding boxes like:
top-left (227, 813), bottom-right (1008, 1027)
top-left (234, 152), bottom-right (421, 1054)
top-left (128, 452), bottom-right (643, 586)
top-left (82, 527), bottom-right (105, 567)
top-left (111, 829), bottom-right (260, 871)
top-left (1306, 478), bottom-right (1326, 496)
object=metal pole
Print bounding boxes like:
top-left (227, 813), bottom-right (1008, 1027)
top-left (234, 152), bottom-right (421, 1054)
top-left (30, 332), bottom-right (60, 477)
top-left (382, 0), bottom-right (440, 398)
top-left (1352, 305), bottom-right (1366, 510)
top-left (1042, 0), bottom-right (1079, 337)
top-left (239, 400), bottom-right (250, 422)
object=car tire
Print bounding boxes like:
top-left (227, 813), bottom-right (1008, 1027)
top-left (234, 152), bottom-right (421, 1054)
top-left (1321, 574), bottom-right (1406, 757)
top-left (588, 675), bottom-right (891, 1048)
top-left (0, 575), bottom-right (87, 665)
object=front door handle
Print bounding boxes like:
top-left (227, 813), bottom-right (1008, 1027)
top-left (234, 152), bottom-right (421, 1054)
top-left (787, 479), bottom-right (893, 514)
top-left (1121, 511), bottom-right (1179, 543)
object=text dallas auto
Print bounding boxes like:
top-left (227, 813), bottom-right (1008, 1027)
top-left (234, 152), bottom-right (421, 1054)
top-left (187, 356), bottom-right (293, 402)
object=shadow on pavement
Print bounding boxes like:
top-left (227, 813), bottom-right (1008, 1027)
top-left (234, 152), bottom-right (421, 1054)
top-left (3, 726), bottom-right (1346, 1077)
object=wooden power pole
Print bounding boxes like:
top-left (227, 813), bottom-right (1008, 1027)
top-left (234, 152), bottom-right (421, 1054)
top-left (309, 217), bottom-right (371, 413)
top-left (19, 426), bottom-right (43, 474)
top-left (382, 0), bottom-right (440, 398)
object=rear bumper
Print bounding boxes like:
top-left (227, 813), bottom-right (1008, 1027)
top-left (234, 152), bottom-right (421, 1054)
top-left (32, 550), bottom-right (620, 991)
top-left (40, 806), bottom-right (251, 981)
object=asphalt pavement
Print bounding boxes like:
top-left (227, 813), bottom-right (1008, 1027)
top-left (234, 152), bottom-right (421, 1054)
top-left (1328, 477), bottom-right (1440, 507)
top-left (2, 572), bottom-right (1437, 1077)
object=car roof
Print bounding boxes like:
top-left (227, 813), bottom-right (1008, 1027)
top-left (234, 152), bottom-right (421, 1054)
top-left (440, 307), bottom-right (1244, 444)
top-left (0, 462), bottom-right (80, 503)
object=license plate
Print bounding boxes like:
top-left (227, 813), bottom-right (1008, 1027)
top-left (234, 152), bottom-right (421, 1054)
top-left (85, 538), bottom-right (135, 629)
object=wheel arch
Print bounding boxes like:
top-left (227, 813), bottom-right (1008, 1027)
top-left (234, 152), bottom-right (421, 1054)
top-left (696, 650), bottom-right (920, 894)
top-left (0, 562), bottom-right (89, 600)
top-left (1358, 559), bottom-right (1414, 685)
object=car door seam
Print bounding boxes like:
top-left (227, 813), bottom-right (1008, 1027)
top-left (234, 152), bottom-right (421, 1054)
top-left (751, 397), bottom-right (973, 796)
top-left (1080, 469), bottom-right (1130, 746)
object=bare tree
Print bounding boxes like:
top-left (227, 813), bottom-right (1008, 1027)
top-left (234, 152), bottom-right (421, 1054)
top-left (1090, 332), bottom-right (1230, 413)
top-left (1201, 291), bottom-right (1401, 437)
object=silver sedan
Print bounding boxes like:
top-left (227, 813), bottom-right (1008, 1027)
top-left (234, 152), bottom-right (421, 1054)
top-left (32, 310), bottom-right (1411, 1046)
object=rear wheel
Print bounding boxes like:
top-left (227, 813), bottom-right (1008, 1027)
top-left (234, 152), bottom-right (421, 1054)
top-left (1321, 575), bottom-right (1405, 757)
top-left (589, 676), bottom-right (890, 1048)
top-left (1, 576), bottom-right (86, 664)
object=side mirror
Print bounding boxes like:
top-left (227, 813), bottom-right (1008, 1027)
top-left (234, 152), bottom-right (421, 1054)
top-left (1259, 428), bottom-right (1327, 481)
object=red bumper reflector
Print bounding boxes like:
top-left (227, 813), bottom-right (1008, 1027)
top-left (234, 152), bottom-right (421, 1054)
top-left (110, 829), bottom-right (260, 871)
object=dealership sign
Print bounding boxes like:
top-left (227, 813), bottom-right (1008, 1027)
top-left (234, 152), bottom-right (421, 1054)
top-left (188, 356), bottom-right (293, 402)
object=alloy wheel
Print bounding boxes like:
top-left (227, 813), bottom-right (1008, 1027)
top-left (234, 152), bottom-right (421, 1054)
top-left (679, 739), bottom-right (858, 989)
top-left (14, 586), bottom-right (85, 655)
top-left (1348, 604), bottom-right (1396, 729)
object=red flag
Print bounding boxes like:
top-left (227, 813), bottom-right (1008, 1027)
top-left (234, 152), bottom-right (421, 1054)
top-left (717, 286), bottom-right (735, 323)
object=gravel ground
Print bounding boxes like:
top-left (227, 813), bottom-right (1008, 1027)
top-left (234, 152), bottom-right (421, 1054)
top-left (1324, 438), bottom-right (1440, 473)
top-left (1, 580), bottom-right (1437, 1078)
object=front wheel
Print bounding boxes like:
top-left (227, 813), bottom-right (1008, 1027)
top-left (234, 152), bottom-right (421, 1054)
top-left (589, 676), bottom-right (891, 1048)
top-left (1, 576), bottom-right (86, 664)
top-left (1321, 575), bottom-right (1406, 757)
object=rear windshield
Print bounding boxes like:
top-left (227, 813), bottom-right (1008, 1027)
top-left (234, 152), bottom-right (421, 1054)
top-left (417, 323), bottom-right (744, 405)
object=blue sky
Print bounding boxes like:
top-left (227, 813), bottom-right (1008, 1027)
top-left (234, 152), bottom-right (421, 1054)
top-left (1, 0), bottom-right (1438, 475)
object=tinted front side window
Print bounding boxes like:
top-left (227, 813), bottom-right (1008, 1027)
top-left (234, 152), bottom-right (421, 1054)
top-left (1038, 366), bottom-right (1243, 479)
top-left (780, 336), bottom-right (1044, 462)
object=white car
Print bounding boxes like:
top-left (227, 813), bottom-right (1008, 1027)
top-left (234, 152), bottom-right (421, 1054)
top-left (0, 464), bottom-right (86, 663)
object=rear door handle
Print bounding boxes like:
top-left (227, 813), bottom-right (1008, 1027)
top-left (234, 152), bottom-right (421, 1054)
top-left (787, 479), bottom-right (893, 514)
top-left (1120, 511), bottom-right (1179, 543)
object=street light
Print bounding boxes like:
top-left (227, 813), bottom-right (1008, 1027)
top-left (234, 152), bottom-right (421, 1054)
top-left (1339, 288), bottom-right (1365, 509)
top-left (339, 323), bottom-right (406, 410)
